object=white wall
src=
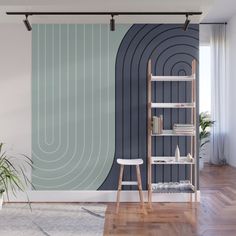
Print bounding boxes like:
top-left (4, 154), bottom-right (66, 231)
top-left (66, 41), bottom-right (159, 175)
top-left (0, 23), bottom-right (31, 161)
top-left (199, 24), bottom-right (211, 163)
top-left (200, 24), bottom-right (211, 45)
top-left (227, 14), bottom-right (236, 167)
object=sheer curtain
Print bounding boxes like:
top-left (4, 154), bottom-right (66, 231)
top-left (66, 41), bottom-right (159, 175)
top-left (210, 24), bottom-right (228, 165)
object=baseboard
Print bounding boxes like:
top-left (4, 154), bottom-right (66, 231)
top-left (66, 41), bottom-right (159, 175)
top-left (6, 190), bottom-right (200, 203)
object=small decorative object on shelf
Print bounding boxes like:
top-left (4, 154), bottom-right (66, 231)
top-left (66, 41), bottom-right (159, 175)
top-left (175, 145), bottom-right (180, 162)
top-left (187, 153), bottom-right (193, 162)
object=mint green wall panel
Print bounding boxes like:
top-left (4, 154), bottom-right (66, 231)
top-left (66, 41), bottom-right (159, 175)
top-left (32, 24), bottom-right (130, 190)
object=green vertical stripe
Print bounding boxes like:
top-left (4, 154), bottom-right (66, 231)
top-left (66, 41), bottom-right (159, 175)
top-left (32, 24), bottom-right (130, 190)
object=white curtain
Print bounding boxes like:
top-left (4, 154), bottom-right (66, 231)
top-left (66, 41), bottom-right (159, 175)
top-left (210, 24), bottom-right (228, 165)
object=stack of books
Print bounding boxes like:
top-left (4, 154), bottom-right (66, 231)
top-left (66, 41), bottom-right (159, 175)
top-left (173, 124), bottom-right (195, 135)
top-left (152, 115), bottom-right (163, 134)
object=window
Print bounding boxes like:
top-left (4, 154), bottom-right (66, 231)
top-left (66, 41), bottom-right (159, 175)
top-left (199, 45), bottom-right (211, 113)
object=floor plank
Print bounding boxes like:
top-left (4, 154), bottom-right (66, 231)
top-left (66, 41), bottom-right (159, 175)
top-left (104, 164), bottom-right (236, 236)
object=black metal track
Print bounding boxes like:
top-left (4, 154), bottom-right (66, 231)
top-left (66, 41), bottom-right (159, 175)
top-left (6, 11), bottom-right (202, 16)
top-left (200, 22), bottom-right (227, 25)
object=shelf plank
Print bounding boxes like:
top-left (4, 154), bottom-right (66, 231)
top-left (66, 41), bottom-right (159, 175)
top-left (151, 156), bottom-right (195, 165)
top-left (152, 188), bottom-right (194, 193)
top-left (151, 103), bottom-right (195, 108)
top-left (151, 75), bottom-right (195, 81)
top-left (121, 181), bottom-right (138, 186)
top-left (152, 130), bottom-right (195, 136)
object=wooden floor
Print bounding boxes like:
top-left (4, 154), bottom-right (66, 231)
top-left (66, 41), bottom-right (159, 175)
top-left (104, 164), bottom-right (236, 236)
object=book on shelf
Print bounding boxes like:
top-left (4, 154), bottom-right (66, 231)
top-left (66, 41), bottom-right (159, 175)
top-left (173, 124), bottom-right (194, 127)
top-left (173, 123), bottom-right (195, 134)
top-left (152, 115), bottom-right (163, 134)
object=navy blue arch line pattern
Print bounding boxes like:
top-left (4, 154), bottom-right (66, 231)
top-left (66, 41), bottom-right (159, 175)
top-left (99, 24), bottom-right (199, 190)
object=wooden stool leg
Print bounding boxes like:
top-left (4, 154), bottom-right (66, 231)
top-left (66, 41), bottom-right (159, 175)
top-left (148, 185), bottom-right (152, 209)
top-left (136, 165), bottom-right (145, 213)
top-left (116, 164), bottom-right (124, 214)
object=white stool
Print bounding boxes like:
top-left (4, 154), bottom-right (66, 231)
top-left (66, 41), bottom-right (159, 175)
top-left (116, 158), bottom-right (145, 214)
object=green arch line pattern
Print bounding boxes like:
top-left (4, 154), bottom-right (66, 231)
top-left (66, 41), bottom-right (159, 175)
top-left (32, 24), bottom-right (130, 190)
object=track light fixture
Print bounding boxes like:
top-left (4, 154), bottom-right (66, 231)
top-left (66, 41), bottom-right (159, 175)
top-left (23, 15), bottom-right (32, 31)
top-left (183, 14), bottom-right (190, 31)
top-left (110, 15), bottom-right (115, 31)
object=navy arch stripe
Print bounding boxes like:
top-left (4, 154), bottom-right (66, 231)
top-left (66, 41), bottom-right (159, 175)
top-left (99, 24), bottom-right (199, 190)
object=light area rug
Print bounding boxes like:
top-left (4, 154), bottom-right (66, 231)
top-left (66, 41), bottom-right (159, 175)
top-left (0, 203), bottom-right (106, 236)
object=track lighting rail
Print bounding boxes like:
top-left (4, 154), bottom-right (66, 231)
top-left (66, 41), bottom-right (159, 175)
top-left (6, 11), bottom-right (202, 16)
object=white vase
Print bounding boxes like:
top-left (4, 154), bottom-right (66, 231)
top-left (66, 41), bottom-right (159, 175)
top-left (175, 145), bottom-right (180, 162)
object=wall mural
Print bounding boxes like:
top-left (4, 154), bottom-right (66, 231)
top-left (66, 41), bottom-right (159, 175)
top-left (32, 24), bottom-right (199, 191)
top-left (32, 24), bottom-right (130, 190)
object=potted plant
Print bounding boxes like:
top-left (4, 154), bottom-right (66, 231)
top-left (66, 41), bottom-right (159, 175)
top-left (199, 112), bottom-right (215, 170)
top-left (0, 143), bottom-right (33, 209)
top-left (0, 189), bottom-right (4, 209)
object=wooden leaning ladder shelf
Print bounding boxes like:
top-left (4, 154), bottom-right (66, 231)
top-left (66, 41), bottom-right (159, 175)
top-left (147, 59), bottom-right (197, 207)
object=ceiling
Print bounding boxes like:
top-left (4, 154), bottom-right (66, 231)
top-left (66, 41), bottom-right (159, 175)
top-left (0, 0), bottom-right (235, 24)
top-left (202, 0), bottom-right (236, 22)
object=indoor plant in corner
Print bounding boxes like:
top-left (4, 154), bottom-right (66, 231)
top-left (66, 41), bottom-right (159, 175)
top-left (0, 143), bottom-right (33, 209)
top-left (199, 112), bottom-right (215, 170)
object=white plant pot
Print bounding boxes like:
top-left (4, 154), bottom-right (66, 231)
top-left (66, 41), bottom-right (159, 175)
top-left (199, 158), bottom-right (204, 171)
top-left (0, 194), bottom-right (3, 210)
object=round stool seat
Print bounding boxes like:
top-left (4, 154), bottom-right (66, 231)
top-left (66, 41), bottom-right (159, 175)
top-left (117, 158), bottom-right (143, 166)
